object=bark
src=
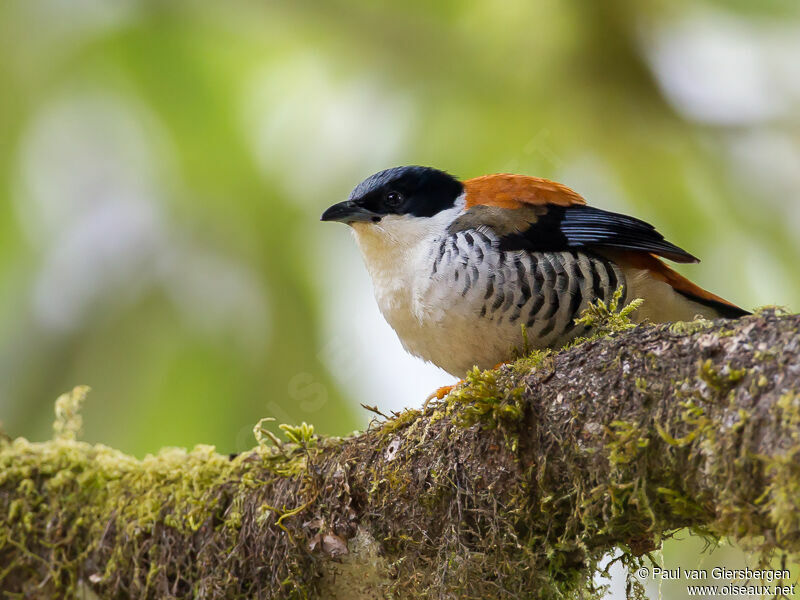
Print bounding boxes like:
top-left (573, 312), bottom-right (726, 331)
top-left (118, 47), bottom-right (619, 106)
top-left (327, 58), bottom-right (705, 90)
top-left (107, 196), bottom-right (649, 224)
top-left (1, 309), bottom-right (799, 599)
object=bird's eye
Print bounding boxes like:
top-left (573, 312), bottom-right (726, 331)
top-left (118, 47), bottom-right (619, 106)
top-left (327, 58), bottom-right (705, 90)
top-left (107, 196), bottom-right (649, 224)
top-left (385, 191), bottom-right (403, 207)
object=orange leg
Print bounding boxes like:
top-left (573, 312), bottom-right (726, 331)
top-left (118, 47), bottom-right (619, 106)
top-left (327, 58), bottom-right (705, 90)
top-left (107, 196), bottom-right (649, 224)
top-left (431, 385), bottom-right (456, 400)
top-left (423, 382), bottom-right (460, 410)
top-left (423, 363), bottom-right (509, 410)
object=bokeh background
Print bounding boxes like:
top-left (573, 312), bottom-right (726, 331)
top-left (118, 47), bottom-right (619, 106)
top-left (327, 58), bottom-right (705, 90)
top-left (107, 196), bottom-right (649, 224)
top-left (0, 0), bottom-right (799, 595)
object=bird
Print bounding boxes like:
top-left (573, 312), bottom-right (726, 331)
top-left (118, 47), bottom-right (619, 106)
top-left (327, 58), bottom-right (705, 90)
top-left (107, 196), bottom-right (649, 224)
top-left (321, 166), bottom-right (749, 378)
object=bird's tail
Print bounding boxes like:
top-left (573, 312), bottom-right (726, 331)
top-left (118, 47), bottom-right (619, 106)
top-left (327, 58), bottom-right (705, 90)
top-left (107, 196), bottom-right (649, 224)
top-left (609, 251), bottom-right (750, 322)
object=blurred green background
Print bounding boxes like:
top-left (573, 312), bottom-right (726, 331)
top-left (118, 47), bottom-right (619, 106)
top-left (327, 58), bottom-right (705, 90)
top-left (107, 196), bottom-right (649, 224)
top-left (2, 1), bottom-right (800, 453)
top-left (1, 0), bottom-right (799, 595)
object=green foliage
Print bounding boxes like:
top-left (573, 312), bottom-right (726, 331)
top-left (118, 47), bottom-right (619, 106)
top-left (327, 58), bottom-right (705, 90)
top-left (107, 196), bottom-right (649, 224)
top-left (573, 287), bottom-right (644, 338)
top-left (279, 422), bottom-right (316, 447)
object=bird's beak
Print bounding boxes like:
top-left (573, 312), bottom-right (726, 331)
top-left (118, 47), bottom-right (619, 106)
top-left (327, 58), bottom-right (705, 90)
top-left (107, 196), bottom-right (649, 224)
top-left (320, 201), bottom-right (380, 224)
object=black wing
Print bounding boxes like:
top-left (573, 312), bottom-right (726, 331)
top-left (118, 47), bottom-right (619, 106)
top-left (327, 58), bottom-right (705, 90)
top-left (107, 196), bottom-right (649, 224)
top-left (491, 204), bottom-right (699, 263)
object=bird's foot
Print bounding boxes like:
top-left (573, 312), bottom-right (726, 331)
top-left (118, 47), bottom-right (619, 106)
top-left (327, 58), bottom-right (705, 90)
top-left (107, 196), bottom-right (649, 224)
top-left (423, 383), bottom-right (460, 411)
top-left (432, 385), bottom-right (456, 400)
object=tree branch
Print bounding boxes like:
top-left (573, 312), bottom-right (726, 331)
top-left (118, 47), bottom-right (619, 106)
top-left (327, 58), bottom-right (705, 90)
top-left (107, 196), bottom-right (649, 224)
top-left (2, 310), bottom-right (799, 599)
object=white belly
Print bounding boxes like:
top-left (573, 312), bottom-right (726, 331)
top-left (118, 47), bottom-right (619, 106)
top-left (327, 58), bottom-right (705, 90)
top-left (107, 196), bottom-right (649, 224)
top-left (393, 294), bottom-right (524, 377)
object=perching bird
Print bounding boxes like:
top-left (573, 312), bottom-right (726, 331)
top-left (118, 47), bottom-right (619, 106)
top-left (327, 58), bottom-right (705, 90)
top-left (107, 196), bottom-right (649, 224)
top-left (321, 166), bottom-right (749, 377)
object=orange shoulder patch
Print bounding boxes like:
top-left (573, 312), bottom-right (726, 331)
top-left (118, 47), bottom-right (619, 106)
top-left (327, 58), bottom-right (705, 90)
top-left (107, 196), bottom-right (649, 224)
top-left (463, 174), bottom-right (586, 209)
top-left (613, 251), bottom-right (743, 312)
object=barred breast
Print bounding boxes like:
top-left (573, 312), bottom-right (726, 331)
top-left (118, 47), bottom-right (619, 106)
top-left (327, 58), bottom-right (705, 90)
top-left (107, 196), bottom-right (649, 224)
top-left (408, 230), bottom-right (627, 376)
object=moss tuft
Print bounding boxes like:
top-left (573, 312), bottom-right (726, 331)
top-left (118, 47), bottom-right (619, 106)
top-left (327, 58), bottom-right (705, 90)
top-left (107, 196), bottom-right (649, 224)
top-left (53, 385), bottom-right (91, 442)
top-left (572, 286), bottom-right (644, 338)
top-left (669, 319), bottom-right (714, 335)
top-left (450, 368), bottom-right (524, 429)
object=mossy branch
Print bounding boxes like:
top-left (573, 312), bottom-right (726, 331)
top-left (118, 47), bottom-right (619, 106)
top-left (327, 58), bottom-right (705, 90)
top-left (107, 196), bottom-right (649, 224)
top-left (2, 309), bottom-right (800, 599)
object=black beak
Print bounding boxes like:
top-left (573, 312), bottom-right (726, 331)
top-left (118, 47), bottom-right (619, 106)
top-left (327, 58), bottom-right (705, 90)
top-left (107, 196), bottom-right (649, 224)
top-left (320, 201), bottom-right (380, 224)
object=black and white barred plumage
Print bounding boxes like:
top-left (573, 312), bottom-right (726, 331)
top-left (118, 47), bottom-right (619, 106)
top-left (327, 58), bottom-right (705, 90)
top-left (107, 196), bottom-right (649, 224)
top-left (381, 224), bottom-right (625, 375)
top-left (433, 230), bottom-right (624, 341)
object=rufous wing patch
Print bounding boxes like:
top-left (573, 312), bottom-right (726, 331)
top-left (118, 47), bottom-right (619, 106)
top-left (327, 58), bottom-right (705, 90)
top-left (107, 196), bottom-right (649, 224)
top-left (463, 174), bottom-right (586, 209)
top-left (609, 250), bottom-right (748, 316)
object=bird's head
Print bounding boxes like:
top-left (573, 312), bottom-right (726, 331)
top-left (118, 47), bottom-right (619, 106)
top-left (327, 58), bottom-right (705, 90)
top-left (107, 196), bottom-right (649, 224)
top-left (321, 166), bottom-right (464, 236)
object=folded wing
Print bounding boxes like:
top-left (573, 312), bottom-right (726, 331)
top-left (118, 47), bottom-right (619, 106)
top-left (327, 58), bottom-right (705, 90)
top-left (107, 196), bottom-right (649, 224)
top-left (457, 174), bottom-right (748, 318)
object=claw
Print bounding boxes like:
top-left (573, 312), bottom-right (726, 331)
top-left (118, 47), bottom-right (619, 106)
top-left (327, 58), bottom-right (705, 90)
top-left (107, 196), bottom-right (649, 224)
top-left (423, 383), bottom-right (459, 411)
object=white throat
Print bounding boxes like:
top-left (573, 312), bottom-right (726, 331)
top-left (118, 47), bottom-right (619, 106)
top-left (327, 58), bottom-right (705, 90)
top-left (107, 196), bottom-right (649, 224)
top-left (348, 194), bottom-right (465, 326)
top-left (350, 195), bottom-right (464, 285)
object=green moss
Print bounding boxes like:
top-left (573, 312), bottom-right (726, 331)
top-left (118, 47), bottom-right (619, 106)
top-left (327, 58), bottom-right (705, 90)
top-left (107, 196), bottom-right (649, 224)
top-left (573, 287), bottom-right (644, 337)
top-left (52, 385), bottom-right (91, 442)
top-left (668, 319), bottom-right (714, 335)
top-left (4, 307), bottom-right (800, 600)
top-left (279, 422), bottom-right (317, 447)
top-left (606, 421), bottom-right (650, 465)
top-left (377, 408), bottom-right (420, 436)
top-left (509, 347), bottom-right (553, 376)
top-left (698, 359), bottom-right (747, 393)
top-left (655, 487), bottom-right (709, 521)
top-left (0, 388), bottom-right (323, 598)
top-left (754, 305), bottom-right (792, 316)
top-left (449, 368), bottom-right (524, 428)
top-left (757, 391), bottom-right (800, 546)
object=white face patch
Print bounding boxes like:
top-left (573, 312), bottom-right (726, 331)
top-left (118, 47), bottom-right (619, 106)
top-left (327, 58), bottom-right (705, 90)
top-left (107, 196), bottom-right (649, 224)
top-left (348, 193), bottom-right (466, 319)
top-left (350, 191), bottom-right (466, 257)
